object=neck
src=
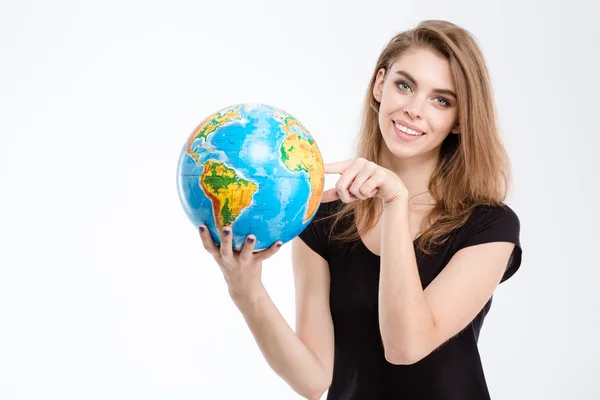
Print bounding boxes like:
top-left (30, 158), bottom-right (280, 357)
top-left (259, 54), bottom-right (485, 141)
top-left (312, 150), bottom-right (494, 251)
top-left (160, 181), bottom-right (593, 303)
top-left (378, 145), bottom-right (439, 206)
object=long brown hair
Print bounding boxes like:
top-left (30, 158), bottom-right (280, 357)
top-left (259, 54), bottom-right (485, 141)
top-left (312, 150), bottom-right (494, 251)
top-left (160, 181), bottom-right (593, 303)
top-left (326, 20), bottom-right (512, 255)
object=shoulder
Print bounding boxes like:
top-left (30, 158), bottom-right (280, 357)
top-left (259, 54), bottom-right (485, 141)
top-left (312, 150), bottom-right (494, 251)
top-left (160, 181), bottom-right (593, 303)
top-left (453, 203), bottom-right (523, 282)
top-left (307, 199), bottom-right (347, 229)
top-left (451, 203), bottom-right (522, 254)
top-left (314, 199), bottom-right (344, 217)
top-left (297, 200), bottom-right (345, 260)
top-left (467, 203), bottom-right (520, 230)
top-left (465, 203), bottom-right (521, 237)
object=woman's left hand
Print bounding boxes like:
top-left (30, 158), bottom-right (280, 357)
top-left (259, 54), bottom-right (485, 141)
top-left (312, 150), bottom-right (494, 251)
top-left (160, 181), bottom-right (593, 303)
top-left (322, 158), bottom-right (409, 204)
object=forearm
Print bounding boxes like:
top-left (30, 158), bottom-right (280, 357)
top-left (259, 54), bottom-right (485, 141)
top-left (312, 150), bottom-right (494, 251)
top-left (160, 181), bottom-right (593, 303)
top-left (232, 285), bottom-right (330, 399)
top-left (378, 200), bottom-right (435, 363)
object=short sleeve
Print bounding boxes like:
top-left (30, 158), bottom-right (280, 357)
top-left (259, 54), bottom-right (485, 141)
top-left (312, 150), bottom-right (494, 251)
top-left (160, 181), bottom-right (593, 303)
top-left (297, 201), bottom-right (338, 261)
top-left (456, 205), bottom-right (523, 283)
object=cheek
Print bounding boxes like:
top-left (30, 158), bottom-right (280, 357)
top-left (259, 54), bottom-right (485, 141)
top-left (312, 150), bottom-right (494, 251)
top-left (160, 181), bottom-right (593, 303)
top-left (378, 112), bottom-right (388, 136)
top-left (429, 112), bottom-right (457, 135)
top-left (379, 94), bottom-right (406, 125)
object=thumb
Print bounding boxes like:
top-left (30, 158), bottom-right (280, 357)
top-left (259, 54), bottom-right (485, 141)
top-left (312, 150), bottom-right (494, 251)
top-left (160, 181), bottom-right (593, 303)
top-left (254, 240), bottom-right (283, 263)
top-left (321, 188), bottom-right (340, 203)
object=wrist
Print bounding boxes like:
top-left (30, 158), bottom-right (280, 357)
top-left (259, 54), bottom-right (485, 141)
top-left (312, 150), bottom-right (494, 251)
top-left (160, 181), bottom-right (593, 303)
top-left (229, 283), bottom-right (266, 308)
top-left (383, 196), bottom-right (409, 209)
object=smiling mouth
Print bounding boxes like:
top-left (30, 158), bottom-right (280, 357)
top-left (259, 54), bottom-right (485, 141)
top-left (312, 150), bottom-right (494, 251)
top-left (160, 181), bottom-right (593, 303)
top-left (393, 121), bottom-right (425, 136)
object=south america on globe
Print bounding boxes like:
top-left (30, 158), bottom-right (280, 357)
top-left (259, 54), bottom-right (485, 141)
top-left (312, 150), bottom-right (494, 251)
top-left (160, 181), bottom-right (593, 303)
top-left (176, 103), bottom-right (325, 251)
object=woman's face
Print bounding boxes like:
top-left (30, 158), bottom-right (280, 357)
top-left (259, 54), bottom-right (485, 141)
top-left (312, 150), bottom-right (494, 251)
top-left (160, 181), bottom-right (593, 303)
top-left (373, 47), bottom-right (460, 160)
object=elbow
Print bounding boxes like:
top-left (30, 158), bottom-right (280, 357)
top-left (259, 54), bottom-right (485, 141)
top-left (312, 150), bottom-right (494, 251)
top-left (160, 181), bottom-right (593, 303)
top-left (383, 344), bottom-right (429, 366)
top-left (305, 389), bottom-right (328, 400)
top-left (302, 375), bottom-right (331, 400)
top-left (304, 384), bottom-right (329, 400)
top-left (381, 327), bottom-right (436, 365)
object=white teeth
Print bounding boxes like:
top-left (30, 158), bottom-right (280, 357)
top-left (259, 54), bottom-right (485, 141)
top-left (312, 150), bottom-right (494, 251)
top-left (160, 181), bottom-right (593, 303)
top-left (394, 122), bottom-right (423, 136)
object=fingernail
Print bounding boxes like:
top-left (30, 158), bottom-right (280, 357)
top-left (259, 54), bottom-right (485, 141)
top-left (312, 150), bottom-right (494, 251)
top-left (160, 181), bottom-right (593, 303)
top-left (277, 242), bottom-right (282, 247)
top-left (247, 237), bottom-right (254, 243)
top-left (199, 226), bottom-right (205, 233)
top-left (223, 230), bottom-right (230, 236)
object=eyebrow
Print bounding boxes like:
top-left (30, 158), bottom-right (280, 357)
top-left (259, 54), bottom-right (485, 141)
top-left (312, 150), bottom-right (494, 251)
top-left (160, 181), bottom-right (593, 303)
top-left (394, 70), bottom-right (457, 99)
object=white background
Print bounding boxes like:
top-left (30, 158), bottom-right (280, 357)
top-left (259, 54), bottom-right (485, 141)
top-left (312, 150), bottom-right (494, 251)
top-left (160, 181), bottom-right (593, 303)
top-left (1, 0), bottom-right (599, 399)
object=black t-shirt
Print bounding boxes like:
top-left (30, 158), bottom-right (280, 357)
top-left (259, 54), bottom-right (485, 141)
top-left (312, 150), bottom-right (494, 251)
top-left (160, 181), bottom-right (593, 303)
top-left (298, 199), bottom-right (522, 400)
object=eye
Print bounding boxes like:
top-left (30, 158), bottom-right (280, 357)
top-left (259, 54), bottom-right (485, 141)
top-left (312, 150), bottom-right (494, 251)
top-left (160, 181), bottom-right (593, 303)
top-left (435, 97), bottom-right (450, 107)
top-left (396, 81), bottom-right (412, 92)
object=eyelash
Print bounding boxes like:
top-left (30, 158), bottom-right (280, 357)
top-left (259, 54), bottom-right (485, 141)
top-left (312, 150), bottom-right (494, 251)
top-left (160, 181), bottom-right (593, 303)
top-left (395, 80), bottom-right (451, 107)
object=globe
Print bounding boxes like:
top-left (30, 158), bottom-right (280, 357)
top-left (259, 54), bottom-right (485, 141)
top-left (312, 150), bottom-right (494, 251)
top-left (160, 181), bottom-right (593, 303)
top-left (176, 103), bottom-right (325, 251)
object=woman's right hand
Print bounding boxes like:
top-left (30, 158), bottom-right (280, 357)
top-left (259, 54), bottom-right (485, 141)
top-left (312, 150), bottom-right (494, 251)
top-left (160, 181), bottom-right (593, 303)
top-left (198, 224), bottom-right (283, 302)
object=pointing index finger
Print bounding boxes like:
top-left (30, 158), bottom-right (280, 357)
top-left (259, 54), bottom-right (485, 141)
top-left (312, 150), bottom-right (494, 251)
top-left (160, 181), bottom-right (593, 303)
top-left (324, 159), bottom-right (352, 175)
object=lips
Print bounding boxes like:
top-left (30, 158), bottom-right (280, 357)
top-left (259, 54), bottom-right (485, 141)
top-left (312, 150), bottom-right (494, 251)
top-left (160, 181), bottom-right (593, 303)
top-left (392, 120), bottom-right (425, 142)
top-left (393, 120), bottom-right (425, 135)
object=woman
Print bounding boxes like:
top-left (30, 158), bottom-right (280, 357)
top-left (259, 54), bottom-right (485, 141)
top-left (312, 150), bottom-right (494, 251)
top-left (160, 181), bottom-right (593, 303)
top-left (199, 20), bottom-right (522, 400)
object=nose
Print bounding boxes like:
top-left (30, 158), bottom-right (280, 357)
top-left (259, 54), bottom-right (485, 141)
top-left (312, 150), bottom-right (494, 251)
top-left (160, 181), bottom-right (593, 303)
top-left (404, 96), bottom-right (425, 119)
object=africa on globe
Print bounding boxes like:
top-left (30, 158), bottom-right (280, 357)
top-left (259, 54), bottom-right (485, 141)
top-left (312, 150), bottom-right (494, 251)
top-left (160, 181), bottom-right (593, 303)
top-left (176, 104), bottom-right (325, 251)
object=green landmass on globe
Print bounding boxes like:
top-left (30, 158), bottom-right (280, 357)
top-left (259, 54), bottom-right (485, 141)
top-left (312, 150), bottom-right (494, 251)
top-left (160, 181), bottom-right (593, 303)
top-left (200, 160), bottom-right (258, 228)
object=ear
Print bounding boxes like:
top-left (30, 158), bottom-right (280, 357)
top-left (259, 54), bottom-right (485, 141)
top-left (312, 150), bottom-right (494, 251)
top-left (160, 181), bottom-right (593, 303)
top-left (450, 120), bottom-right (460, 135)
top-left (372, 68), bottom-right (386, 102)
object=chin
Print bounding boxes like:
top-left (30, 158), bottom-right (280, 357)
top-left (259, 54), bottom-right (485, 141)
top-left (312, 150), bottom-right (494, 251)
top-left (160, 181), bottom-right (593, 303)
top-left (382, 137), bottom-right (420, 159)
top-left (382, 129), bottom-right (423, 154)
top-left (389, 146), bottom-right (422, 160)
